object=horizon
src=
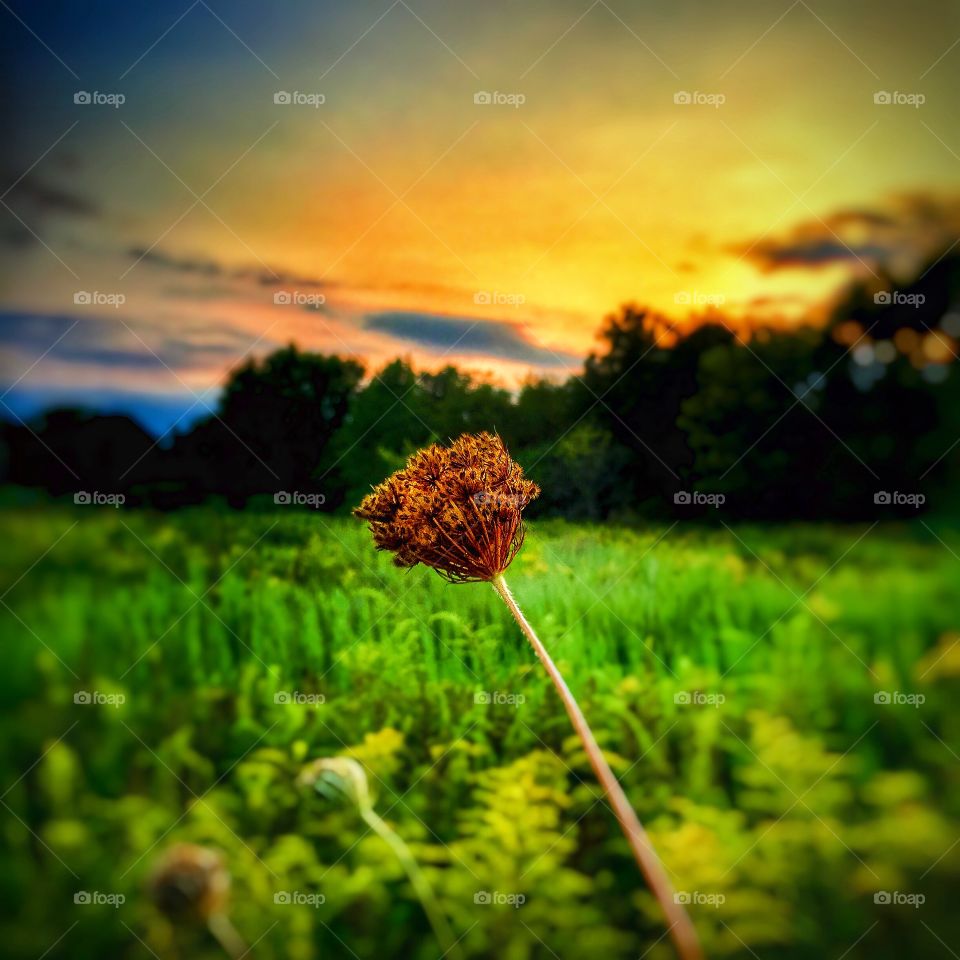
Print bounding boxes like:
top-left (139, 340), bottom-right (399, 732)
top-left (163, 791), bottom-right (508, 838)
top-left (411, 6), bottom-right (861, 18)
top-left (3, 0), bottom-right (960, 428)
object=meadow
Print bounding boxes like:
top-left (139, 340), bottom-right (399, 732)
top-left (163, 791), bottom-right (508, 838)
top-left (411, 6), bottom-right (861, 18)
top-left (1, 501), bottom-right (958, 959)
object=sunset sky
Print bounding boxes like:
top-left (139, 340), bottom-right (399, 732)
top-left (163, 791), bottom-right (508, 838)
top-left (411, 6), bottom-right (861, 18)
top-left (2, 0), bottom-right (960, 432)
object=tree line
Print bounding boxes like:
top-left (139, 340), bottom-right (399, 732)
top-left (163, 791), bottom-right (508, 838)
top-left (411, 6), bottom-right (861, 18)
top-left (3, 253), bottom-right (959, 520)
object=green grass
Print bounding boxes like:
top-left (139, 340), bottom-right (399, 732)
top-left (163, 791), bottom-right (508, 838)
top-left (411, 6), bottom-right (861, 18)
top-left (1, 503), bottom-right (959, 959)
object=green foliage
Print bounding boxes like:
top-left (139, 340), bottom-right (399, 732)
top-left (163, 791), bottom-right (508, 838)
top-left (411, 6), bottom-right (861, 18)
top-left (0, 505), bottom-right (958, 958)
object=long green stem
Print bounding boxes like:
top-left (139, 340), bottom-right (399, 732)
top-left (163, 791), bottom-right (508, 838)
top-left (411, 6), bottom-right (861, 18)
top-left (492, 574), bottom-right (703, 960)
top-left (361, 807), bottom-right (464, 960)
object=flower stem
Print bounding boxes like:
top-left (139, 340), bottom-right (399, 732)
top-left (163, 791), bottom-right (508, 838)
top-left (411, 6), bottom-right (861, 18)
top-left (361, 807), bottom-right (464, 960)
top-left (492, 574), bottom-right (703, 960)
top-left (207, 913), bottom-right (248, 959)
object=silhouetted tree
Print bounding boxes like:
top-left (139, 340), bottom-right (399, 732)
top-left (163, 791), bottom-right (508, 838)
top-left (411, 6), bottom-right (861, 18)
top-left (4, 251), bottom-right (959, 521)
top-left (169, 346), bottom-right (363, 506)
top-left (3, 409), bottom-right (157, 499)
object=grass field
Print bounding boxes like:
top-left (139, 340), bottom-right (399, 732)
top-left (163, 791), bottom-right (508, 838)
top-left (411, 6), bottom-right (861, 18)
top-left (1, 502), bottom-right (959, 959)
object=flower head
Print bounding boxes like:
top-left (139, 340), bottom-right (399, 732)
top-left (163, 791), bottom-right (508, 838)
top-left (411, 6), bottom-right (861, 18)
top-left (354, 432), bottom-right (539, 582)
top-left (148, 843), bottom-right (230, 921)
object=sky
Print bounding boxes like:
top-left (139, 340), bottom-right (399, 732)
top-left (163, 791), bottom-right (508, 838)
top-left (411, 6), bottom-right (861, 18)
top-left (2, 0), bottom-right (960, 434)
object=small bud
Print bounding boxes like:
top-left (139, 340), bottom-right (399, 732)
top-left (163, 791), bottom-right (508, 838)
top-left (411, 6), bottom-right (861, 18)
top-left (300, 757), bottom-right (372, 810)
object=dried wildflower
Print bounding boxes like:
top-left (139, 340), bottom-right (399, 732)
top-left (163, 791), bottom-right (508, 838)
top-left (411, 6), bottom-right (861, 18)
top-left (149, 843), bottom-right (230, 922)
top-left (354, 431), bottom-right (539, 582)
top-left (148, 843), bottom-right (247, 958)
top-left (355, 435), bottom-right (703, 960)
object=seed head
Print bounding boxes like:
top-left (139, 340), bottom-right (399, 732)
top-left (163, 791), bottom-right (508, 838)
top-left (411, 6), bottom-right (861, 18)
top-left (148, 843), bottom-right (230, 922)
top-left (354, 432), bottom-right (539, 582)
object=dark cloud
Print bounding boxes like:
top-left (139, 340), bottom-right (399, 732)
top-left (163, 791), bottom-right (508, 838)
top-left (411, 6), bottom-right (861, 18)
top-left (162, 284), bottom-right (247, 301)
top-left (365, 312), bottom-right (577, 367)
top-left (0, 170), bottom-right (99, 249)
top-left (0, 170), bottom-right (98, 218)
top-left (0, 311), bottom-right (275, 375)
top-left (737, 192), bottom-right (960, 273)
top-left (747, 239), bottom-right (891, 270)
top-left (129, 247), bottom-right (329, 290)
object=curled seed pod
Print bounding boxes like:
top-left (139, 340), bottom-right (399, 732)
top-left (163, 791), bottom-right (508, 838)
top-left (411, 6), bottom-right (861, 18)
top-left (148, 843), bottom-right (230, 922)
top-left (354, 432), bottom-right (539, 583)
top-left (299, 756), bottom-right (372, 810)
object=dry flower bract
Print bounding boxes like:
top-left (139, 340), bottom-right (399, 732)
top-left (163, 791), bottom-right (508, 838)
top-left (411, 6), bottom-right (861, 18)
top-left (354, 432), bottom-right (539, 582)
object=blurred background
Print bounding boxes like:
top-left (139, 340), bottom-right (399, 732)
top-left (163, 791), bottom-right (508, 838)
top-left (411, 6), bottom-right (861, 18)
top-left (2, 1), bottom-right (959, 958)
